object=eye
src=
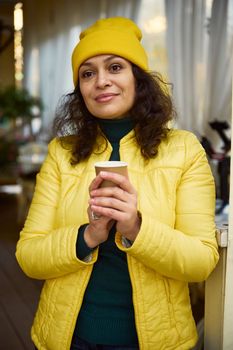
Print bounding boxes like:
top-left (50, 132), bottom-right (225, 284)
top-left (109, 63), bottom-right (122, 73)
top-left (80, 70), bottom-right (94, 79)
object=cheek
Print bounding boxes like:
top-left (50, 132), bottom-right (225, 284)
top-left (80, 86), bottom-right (91, 105)
top-left (79, 82), bottom-right (90, 97)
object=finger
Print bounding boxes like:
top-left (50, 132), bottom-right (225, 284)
top-left (89, 196), bottom-right (135, 212)
top-left (87, 206), bottom-right (112, 225)
top-left (90, 204), bottom-right (134, 223)
top-left (90, 186), bottom-right (129, 202)
top-left (88, 173), bottom-right (106, 193)
top-left (91, 211), bottom-right (101, 220)
top-left (98, 171), bottom-right (136, 194)
top-left (99, 171), bottom-right (135, 193)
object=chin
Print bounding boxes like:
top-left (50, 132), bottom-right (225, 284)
top-left (93, 109), bottom-right (129, 120)
top-left (95, 115), bottom-right (126, 120)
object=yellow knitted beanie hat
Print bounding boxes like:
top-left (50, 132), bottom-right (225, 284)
top-left (71, 17), bottom-right (148, 86)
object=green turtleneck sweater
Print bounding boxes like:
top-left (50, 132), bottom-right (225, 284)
top-left (73, 118), bottom-right (138, 346)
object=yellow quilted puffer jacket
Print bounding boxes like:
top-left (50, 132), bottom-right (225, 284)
top-left (16, 129), bottom-right (219, 350)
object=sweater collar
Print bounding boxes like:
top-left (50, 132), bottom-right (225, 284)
top-left (97, 117), bottom-right (134, 143)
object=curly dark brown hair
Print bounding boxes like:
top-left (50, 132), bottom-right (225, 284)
top-left (53, 65), bottom-right (176, 164)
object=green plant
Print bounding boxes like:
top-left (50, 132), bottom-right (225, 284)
top-left (0, 85), bottom-right (43, 121)
top-left (0, 85), bottom-right (43, 166)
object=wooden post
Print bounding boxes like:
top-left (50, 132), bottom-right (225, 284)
top-left (221, 66), bottom-right (233, 349)
top-left (204, 246), bottom-right (226, 349)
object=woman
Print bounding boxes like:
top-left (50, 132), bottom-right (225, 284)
top-left (16, 17), bottom-right (219, 350)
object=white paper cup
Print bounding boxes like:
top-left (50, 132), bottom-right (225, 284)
top-left (94, 161), bottom-right (128, 188)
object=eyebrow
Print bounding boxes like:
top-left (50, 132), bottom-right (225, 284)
top-left (80, 55), bottom-right (121, 68)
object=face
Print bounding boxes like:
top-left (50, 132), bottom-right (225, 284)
top-left (78, 55), bottom-right (136, 119)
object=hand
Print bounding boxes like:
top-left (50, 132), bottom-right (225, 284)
top-left (89, 171), bottom-right (141, 242)
top-left (84, 174), bottom-right (115, 248)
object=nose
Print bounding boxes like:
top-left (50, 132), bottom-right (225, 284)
top-left (95, 71), bottom-right (111, 88)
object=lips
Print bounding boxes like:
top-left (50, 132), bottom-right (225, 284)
top-left (95, 93), bottom-right (118, 102)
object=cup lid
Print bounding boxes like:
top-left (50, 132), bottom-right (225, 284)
top-left (94, 161), bottom-right (128, 167)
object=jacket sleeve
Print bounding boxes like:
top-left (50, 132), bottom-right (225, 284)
top-left (116, 132), bottom-right (219, 282)
top-left (15, 138), bottom-right (98, 280)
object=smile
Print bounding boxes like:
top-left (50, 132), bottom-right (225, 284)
top-left (95, 93), bottom-right (118, 103)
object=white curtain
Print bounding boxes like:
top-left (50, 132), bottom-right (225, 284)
top-left (23, 0), bottom-right (141, 130)
top-left (104, 0), bottom-right (141, 18)
top-left (165, 0), bottom-right (208, 134)
top-left (165, 0), bottom-right (232, 138)
top-left (203, 0), bottom-right (233, 146)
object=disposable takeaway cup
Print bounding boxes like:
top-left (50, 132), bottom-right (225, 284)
top-left (94, 161), bottom-right (128, 188)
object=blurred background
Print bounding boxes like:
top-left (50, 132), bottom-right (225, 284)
top-left (0, 0), bottom-right (232, 349)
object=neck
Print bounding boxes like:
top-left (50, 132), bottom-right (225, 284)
top-left (96, 117), bottom-right (134, 143)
